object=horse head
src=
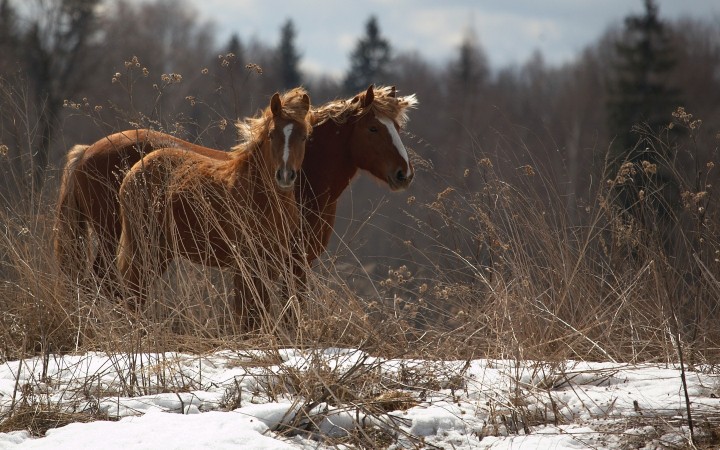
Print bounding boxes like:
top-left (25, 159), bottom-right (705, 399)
top-left (349, 85), bottom-right (417, 191)
top-left (268, 89), bottom-right (311, 190)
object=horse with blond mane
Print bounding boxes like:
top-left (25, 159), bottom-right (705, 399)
top-left (116, 89), bottom-right (310, 330)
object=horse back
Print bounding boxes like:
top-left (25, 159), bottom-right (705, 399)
top-left (80, 129), bottom-right (227, 179)
top-left (122, 147), bottom-right (298, 268)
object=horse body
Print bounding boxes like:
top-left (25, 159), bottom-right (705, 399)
top-left (116, 89), bottom-right (310, 330)
top-left (297, 85), bottom-right (417, 266)
top-left (295, 118), bottom-right (356, 264)
top-left (54, 129), bottom-right (231, 285)
top-left (123, 147), bottom-right (298, 268)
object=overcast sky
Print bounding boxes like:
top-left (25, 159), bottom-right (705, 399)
top-left (188, 0), bottom-right (720, 79)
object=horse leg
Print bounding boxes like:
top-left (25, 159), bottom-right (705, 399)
top-left (278, 250), bottom-right (307, 329)
top-left (94, 208), bottom-right (127, 299)
top-left (233, 272), bottom-right (255, 332)
top-left (292, 251), bottom-right (309, 293)
top-left (92, 237), bottom-right (120, 299)
top-left (117, 252), bottom-right (143, 313)
top-left (117, 217), bottom-right (151, 313)
top-left (233, 270), bottom-right (272, 333)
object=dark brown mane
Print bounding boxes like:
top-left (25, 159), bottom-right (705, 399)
top-left (232, 87), bottom-right (312, 154)
top-left (310, 86), bottom-right (418, 127)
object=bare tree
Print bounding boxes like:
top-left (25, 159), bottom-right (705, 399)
top-left (0, 0), bottom-right (20, 73)
top-left (21, 0), bottom-right (101, 191)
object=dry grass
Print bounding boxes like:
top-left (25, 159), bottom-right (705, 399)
top-left (0, 404), bottom-right (105, 437)
top-left (366, 113), bottom-right (720, 365)
top-left (1, 158), bottom-right (718, 444)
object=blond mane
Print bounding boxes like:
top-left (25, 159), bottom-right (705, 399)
top-left (311, 85), bottom-right (418, 128)
top-left (233, 87), bottom-right (311, 152)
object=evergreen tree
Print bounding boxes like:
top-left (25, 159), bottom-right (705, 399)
top-left (215, 33), bottom-right (247, 122)
top-left (276, 19), bottom-right (302, 89)
top-left (343, 15), bottom-right (391, 93)
top-left (446, 27), bottom-right (490, 166)
top-left (451, 28), bottom-right (489, 92)
top-left (606, 0), bottom-right (682, 253)
top-left (606, 0), bottom-right (679, 163)
top-left (226, 33), bottom-right (245, 65)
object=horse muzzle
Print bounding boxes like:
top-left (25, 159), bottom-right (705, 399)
top-left (275, 168), bottom-right (298, 190)
top-left (388, 165), bottom-right (414, 191)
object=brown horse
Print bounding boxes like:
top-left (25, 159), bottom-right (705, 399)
top-left (54, 85), bottom-right (417, 296)
top-left (55, 134), bottom-right (233, 287)
top-left (294, 85), bottom-right (417, 284)
top-left (116, 89), bottom-right (310, 330)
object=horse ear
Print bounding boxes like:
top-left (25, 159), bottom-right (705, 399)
top-left (389, 86), bottom-right (396, 98)
top-left (301, 93), bottom-right (310, 114)
top-left (362, 85), bottom-right (374, 108)
top-left (270, 92), bottom-right (282, 117)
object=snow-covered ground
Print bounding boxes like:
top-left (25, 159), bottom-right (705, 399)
top-left (0, 348), bottom-right (717, 449)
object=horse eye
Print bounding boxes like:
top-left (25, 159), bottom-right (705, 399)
top-left (369, 126), bottom-right (378, 132)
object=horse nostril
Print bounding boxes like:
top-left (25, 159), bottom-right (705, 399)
top-left (396, 170), bottom-right (406, 182)
top-left (276, 169), bottom-right (296, 186)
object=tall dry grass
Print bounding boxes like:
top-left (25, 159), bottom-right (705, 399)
top-left (3, 93), bottom-right (719, 364)
top-left (366, 107), bottom-right (720, 365)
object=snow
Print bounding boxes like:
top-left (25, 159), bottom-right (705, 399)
top-left (10, 409), bottom-right (289, 450)
top-left (0, 348), bottom-right (717, 449)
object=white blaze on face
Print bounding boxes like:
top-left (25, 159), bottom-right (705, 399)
top-left (378, 116), bottom-right (410, 176)
top-left (282, 123), bottom-right (294, 166)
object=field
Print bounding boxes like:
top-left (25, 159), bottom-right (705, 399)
top-left (0, 12), bottom-right (719, 440)
top-left (0, 101), bottom-right (719, 448)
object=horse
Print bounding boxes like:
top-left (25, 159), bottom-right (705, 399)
top-left (54, 84), bottom-right (417, 304)
top-left (115, 88), bottom-right (311, 331)
top-left (55, 134), bottom-right (235, 288)
top-left (293, 85), bottom-right (417, 285)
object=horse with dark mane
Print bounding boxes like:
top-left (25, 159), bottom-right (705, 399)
top-left (54, 85), bottom-right (417, 312)
top-left (116, 89), bottom-right (310, 330)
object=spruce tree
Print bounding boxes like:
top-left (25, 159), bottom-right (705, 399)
top-left (451, 29), bottom-right (489, 92)
top-left (607, 0), bottom-right (679, 164)
top-left (343, 16), bottom-right (391, 93)
top-left (276, 19), bottom-right (302, 89)
top-left (606, 0), bottom-right (682, 253)
top-left (447, 28), bottom-right (489, 166)
top-left (226, 33), bottom-right (245, 66)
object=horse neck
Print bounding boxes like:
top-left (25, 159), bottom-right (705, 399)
top-left (302, 120), bottom-right (358, 205)
top-left (232, 140), bottom-right (268, 182)
top-left (238, 140), bottom-right (293, 199)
